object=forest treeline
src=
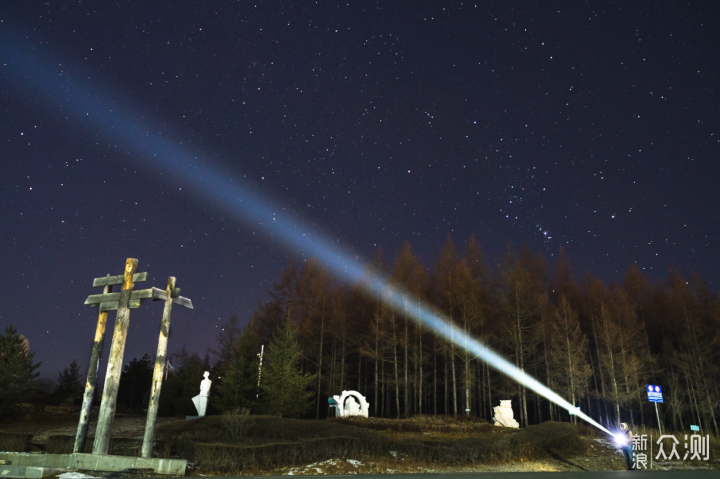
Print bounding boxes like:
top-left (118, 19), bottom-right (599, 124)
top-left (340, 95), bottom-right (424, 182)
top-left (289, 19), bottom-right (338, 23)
top-left (25, 234), bottom-right (716, 431)
top-left (208, 234), bottom-right (719, 434)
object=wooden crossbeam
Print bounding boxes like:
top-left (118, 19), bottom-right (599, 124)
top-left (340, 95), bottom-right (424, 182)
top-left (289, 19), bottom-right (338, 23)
top-left (99, 299), bottom-right (142, 311)
top-left (92, 272), bottom-right (148, 287)
top-left (85, 288), bottom-right (154, 306)
top-left (86, 292), bottom-right (120, 304)
top-left (85, 287), bottom-right (192, 310)
top-left (151, 287), bottom-right (193, 309)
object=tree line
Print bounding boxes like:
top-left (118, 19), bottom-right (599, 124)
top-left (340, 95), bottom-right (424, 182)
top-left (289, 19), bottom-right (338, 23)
top-left (2, 233), bottom-right (718, 432)
top-left (213, 234), bottom-right (720, 434)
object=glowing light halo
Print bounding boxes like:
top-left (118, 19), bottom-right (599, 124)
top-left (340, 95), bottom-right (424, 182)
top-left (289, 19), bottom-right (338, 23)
top-left (4, 40), bottom-right (612, 436)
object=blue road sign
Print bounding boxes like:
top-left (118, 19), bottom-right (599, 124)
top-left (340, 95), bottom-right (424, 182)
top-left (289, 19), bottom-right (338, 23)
top-left (691, 425), bottom-right (700, 431)
top-left (647, 384), bottom-right (663, 403)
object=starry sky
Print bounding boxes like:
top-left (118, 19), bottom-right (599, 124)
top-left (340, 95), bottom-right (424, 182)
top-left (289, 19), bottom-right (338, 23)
top-left (1, 1), bottom-right (718, 380)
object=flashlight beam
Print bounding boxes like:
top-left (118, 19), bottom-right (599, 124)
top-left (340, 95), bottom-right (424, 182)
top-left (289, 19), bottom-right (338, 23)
top-left (4, 39), bottom-right (612, 437)
top-left (355, 275), bottom-right (613, 436)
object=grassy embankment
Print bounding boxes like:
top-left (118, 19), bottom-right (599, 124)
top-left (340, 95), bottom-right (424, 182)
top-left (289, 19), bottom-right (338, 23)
top-left (150, 414), bottom-right (581, 475)
top-left (2, 413), bottom-right (719, 475)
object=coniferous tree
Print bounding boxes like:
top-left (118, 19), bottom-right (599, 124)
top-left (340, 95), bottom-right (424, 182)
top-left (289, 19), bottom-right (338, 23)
top-left (118, 354), bottom-right (154, 412)
top-left (0, 325), bottom-right (41, 421)
top-left (253, 262), bottom-right (298, 344)
top-left (214, 315), bottom-right (242, 372)
top-left (391, 242), bottom-right (426, 417)
top-left (173, 347), bottom-right (205, 398)
top-left (260, 312), bottom-right (316, 417)
top-left (434, 235), bottom-right (459, 415)
top-left (212, 235), bottom-right (720, 427)
top-left (549, 296), bottom-right (592, 424)
top-left (293, 259), bottom-right (329, 418)
top-left (55, 358), bottom-right (83, 403)
top-left (214, 321), bottom-right (261, 412)
top-left (497, 253), bottom-right (545, 427)
top-left (451, 258), bottom-right (484, 416)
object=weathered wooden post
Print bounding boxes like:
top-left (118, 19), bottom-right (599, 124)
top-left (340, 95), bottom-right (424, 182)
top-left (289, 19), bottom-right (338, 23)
top-left (77, 267), bottom-right (151, 453)
top-left (141, 277), bottom-right (193, 458)
top-left (84, 257), bottom-right (162, 455)
top-left (93, 259), bottom-right (137, 454)
top-left (74, 275), bottom-right (112, 453)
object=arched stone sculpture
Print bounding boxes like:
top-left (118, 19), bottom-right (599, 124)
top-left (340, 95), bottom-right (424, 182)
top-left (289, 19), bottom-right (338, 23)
top-left (191, 371), bottom-right (212, 417)
top-left (493, 399), bottom-right (520, 428)
top-left (332, 390), bottom-right (370, 418)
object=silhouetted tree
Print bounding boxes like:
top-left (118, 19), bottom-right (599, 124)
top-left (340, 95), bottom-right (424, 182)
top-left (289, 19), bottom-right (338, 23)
top-left (55, 359), bottom-right (83, 403)
top-left (0, 325), bottom-right (41, 421)
top-left (214, 320), bottom-right (261, 412)
top-left (118, 354), bottom-right (154, 412)
top-left (260, 313), bottom-right (316, 417)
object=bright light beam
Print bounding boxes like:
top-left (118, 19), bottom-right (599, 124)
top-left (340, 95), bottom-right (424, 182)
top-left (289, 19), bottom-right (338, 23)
top-left (3, 39), bottom-right (612, 436)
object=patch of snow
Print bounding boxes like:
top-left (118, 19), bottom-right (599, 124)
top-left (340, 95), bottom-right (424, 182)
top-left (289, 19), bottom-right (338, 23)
top-left (287, 457), bottom-right (365, 474)
top-left (58, 473), bottom-right (100, 479)
top-left (389, 450), bottom-right (398, 458)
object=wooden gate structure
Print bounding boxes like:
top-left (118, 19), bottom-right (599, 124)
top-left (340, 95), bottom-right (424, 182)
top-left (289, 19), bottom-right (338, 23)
top-left (75, 258), bottom-right (193, 460)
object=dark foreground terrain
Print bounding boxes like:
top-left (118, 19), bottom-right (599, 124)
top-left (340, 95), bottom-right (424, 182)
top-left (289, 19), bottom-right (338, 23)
top-left (1, 413), bottom-right (718, 476)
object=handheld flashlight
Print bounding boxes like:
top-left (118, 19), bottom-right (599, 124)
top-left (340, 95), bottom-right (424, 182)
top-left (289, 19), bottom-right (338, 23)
top-left (614, 434), bottom-right (628, 446)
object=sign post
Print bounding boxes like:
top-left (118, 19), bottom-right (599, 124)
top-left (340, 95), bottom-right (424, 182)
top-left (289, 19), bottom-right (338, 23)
top-left (647, 384), bottom-right (664, 435)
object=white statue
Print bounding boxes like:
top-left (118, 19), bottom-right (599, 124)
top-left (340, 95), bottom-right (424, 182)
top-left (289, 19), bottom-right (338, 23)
top-left (191, 371), bottom-right (212, 417)
top-left (332, 390), bottom-right (369, 418)
top-left (493, 400), bottom-right (520, 428)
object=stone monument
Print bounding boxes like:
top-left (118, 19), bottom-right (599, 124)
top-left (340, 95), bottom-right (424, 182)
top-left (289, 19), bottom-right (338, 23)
top-left (493, 400), bottom-right (520, 428)
top-left (332, 390), bottom-right (369, 418)
top-left (191, 371), bottom-right (212, 417)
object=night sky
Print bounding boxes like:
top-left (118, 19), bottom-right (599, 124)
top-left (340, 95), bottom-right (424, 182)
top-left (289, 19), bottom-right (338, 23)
top-left (2, 2), bottom-right (718, 381)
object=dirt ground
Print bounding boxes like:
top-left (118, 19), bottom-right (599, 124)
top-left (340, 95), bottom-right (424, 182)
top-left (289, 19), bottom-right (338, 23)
top-left (0, 412), bottom-right (176, 449)
top-left (2, 414), bottom-right (717, 475)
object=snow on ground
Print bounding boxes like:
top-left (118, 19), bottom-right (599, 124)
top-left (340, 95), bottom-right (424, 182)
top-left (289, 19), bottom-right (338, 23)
top-left (286, 458), bottom-right (364, 475)
top-left (58, 473), bottom-right (100, 479)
